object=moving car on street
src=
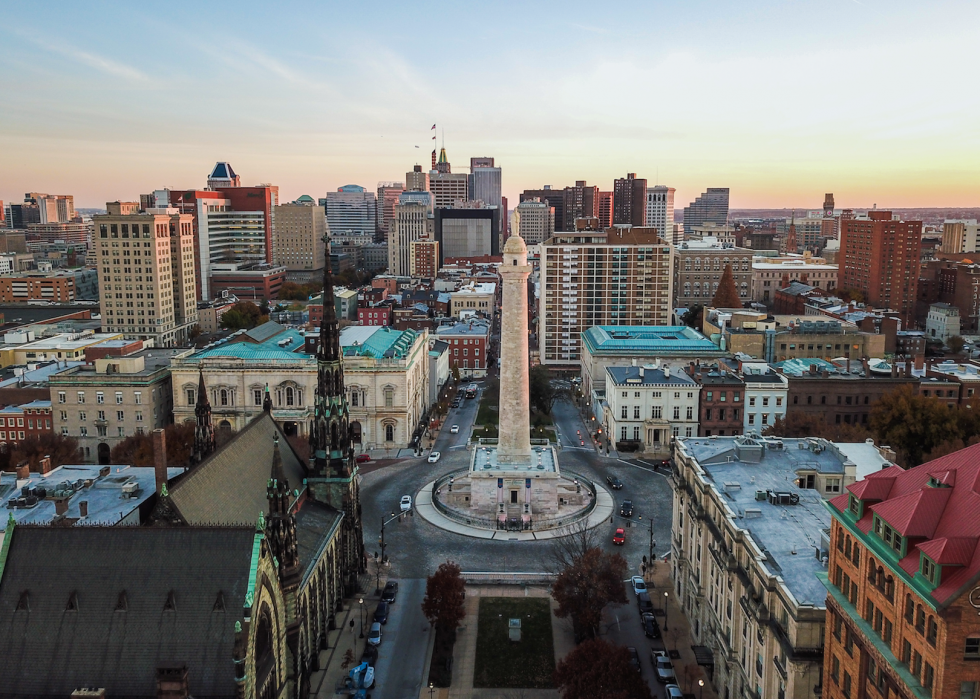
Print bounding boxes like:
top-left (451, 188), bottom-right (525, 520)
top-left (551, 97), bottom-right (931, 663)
top-left (356, 454), bottom-right (371, 463)
top-left (399, 495), bottom-right (412, 512)
top-left (450, 425), bottom-right (459, 433)
top-left (627, 647), bottom-right (641, 674)
top-left (613, 528), bottom-right (626, 545)
top-left (427, 451), bottom-right (441, 463)
top-left (606, 475), bottom-right (624, 490)
top-left (620, 500), bottom-right (633, 517)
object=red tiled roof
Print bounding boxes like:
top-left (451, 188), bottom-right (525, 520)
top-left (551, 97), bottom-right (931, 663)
top-left (835, 442), bottom-right (980, 605)
top-left (870, 487), bottom-right (951, 538)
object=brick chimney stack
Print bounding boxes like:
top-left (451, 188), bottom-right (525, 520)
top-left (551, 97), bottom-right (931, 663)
top-left (38, 455), bottom-right (53, 474)
top-left (79, 500), bottom-right (88, 518)
top-left (54, 498), bottom-right (69, 517)
top-left (15, 461), bottom-right (29, 481)
top-left (152, 429), bottom-right (168, 496)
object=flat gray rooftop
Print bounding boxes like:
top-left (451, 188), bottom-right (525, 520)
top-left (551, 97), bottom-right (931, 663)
top-left (470, 445), bottom-right (557, 473)
top-left (679, 436), bottom-right (849, 606)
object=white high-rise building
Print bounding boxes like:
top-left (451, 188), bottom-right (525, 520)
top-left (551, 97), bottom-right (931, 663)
top-left (388, 192), bottom-right (432, 276)
top-left (321, 185), bottom-right (377, 236)
top-left (469, 158), bottom-right (502, 208)
top-left (646, 185), bottom-right (677, 244)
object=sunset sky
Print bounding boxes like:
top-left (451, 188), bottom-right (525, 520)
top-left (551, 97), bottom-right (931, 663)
top-left (2, 0), bottom-right (978, 211)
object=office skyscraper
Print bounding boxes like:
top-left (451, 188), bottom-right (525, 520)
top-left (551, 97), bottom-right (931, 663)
top-left (520, 187), bottom-right (565, 231)
top-left (683, 188), bottom-right (730, 234)
top-left (94, 201), bottom-right (198, 345)
top-left (376, 182), bottom-right (405, 240)
top-left (24, 193), bottom-right (75, 223)
top-left (613, 173), bottom-right (647, 226)
top-left (512, 199), bottom-right (555, 245)
top-left (469, 157), bottom-right (501, 208)
top-left (274, 199), bottom-right (326, 271)
top-left (563, 181), bottom-right (598, 230)
top-left (321, 185), bottom-right (377, 235)
top-left (646, 185), bottom-right (676, 244)
top-left (406, 165), bottom-right (429, 193)
top-left (388, 192), bottom-right (432, 275)
top-left (435, 207), bottom-right (500, 261)
top-left (840, 211), bottom-right (922, 326)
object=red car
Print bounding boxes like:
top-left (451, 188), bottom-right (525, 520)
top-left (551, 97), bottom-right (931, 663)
top-left (356, 454), bottom-right (371, 463)
top-left (613, 528), bottom-right (626, 545)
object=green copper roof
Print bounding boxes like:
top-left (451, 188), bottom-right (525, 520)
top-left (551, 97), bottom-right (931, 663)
top-left (344, 327), bottom-right (418, 359)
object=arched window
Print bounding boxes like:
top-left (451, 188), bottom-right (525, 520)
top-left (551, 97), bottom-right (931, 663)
top-left (220, 389), bottom-right (228, 406)
top-left (286, 387), bottom-right (294, 406)
top-left (385, 424), bottom-right (394, 442)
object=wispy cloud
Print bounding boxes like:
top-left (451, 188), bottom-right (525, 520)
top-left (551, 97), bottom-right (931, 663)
top-left (19, 31), bottom-right (147, 81)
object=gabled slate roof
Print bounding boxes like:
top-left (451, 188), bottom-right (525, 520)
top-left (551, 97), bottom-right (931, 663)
top-left (168, 412), bottom-right (306, 525)
top-left (0, 525), bottom-right (255, 698)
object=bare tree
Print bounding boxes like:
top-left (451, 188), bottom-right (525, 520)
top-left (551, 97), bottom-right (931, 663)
top-left (546, 517), bottom-right (602, 575)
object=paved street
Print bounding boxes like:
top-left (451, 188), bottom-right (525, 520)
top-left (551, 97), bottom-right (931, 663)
top-left (361, 395), bottom-right (675, 581)
top-left (369, 578), bottom-right (429, 699)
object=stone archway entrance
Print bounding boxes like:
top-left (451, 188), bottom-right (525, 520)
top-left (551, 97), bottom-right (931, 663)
top-left (282, 421), bottom-right (298, 437)
top-left (350, 421), bottom-right (362, 444)
top-left (97, 442), bottom-right (110, 465)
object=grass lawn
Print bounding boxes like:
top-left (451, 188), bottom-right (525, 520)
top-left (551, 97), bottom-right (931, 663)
top-left (473, 597), bottom-right (555, 689)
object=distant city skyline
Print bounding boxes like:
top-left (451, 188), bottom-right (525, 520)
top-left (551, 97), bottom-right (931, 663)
top-left (3, 0), bottom-right (979, 210)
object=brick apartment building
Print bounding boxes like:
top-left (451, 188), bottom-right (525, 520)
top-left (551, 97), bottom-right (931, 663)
top-left (840, 212), bottom-right (922, 327)
top-left (0, 274), bottom-right (75, 302)
top-left (358, 304), bottom-right (391, 326)
top-left (686, 363), bottom-right (744, 436)
top-left (821, 444), bottom-right (980, 699)
top-left (0, 400), bottom-right (53, 448)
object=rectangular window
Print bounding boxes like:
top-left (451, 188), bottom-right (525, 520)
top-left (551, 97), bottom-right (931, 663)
top-left (77, 391), bottom-right (85, 404)
top-left (97, 392), bottom-right (104, 404)
top-left (58, 391), bottom-right (66, 404)
top-left (134, 391), bottom-right (142, 404)
top-left (187, 389), bottom-right (195, 405)
top-left (673, 406), bottom-right (680, 420)
top-left (843, 672), bottom-right (851, 698)
top-left (115, 391), bottom-right (123, 404)
top-left (135, 411), bottom-right (143, 422)
top-left (254, 389), bottom-right (263, 406)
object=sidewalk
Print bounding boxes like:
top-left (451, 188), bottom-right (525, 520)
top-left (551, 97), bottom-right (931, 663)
top-left (309, 595), bottom-right (373, 698)
top-left (646, 560), bottom-right (719, 699)
top-left (414, 480), bottom-right (615, 541)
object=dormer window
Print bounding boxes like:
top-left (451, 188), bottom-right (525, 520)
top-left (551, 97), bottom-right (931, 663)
top-left (920, 555), bottom-right (939, 587)
top-left (848, 495), bottom-right (862, 518)
top-left (872, 515), bottom-right (905, 556)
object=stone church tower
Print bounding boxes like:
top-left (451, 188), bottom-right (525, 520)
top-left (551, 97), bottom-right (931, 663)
top-left (308, 237), bottom-right (365, 593)
top-left (191, 371), bottom-right (216, 464)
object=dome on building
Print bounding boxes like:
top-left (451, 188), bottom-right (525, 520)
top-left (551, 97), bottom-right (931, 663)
top-left (503, 235), bottom-right (527, 255)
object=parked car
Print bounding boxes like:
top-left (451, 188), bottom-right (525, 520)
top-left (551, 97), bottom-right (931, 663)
top-left (620, 500), bottom-right (633, 517)
top-left (630, 576), bottom-right (647, 595)
top-left (637, 591), bottom-right (653, 615)
top-left (651, 650), bottom-right (676, 683)
top-left (641, 612), bottom-right (660, 639)
top-left (427, 451), bottom-right (441, 463)
top-left (373, 601), bottom-right (389, 625)
top-left (450, 425), bottom-right (460, 434)
top-left (360, 644), bottom-right (379, 667)
top-left (613, 528), bottom-right (626, 545)
top-left (367, 622), bottom-right (382, 646)
top-left (666, 685), bottom-right (684, 699)
top-left (381, 581), bottom-right (398, 603)
top-left (606, 475), bottom-right (624, 490)
top-left (400, 495), bottom-right (412, 512)
top-left (355, 454), bottom-right (371, 463)
top-left (627, 647), bottom-right (642, 674)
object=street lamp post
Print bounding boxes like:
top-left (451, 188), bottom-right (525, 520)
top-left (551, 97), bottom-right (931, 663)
top-left (358, 597), bottom-right (364, 638)
top-left (699, 679), bottom-right (705, 699)
top-left (373, 552), bottom-right (381, 595)
top-left (663, 591), bottom-right (669, 631)
top-left (649, 517), bottom-right (655, 566)
top-left (428, 682), bottom-right (435, 698)
top-left (378, 511), bottom-right (398, 578)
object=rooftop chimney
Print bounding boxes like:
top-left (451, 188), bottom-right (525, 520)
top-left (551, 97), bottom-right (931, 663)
top-left (15, 461), bottom-right (29, 481)
top-left (153, 429), bottom-right (168, 496)
top-left (54, 497), bottom-right (69, 517)
top-left (38, 455), bottom-right (53, 475)
top-left (914, 355), bottom-right (924, 372)
top-left (79, 500), bottom-right (88, 518)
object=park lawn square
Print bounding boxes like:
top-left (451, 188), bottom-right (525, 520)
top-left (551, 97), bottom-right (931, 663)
top-left (473, 597), bottom-right (556, 689)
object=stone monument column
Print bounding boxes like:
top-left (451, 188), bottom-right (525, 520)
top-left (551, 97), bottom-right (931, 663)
top-left (497, 235), bottom-right (533, 465)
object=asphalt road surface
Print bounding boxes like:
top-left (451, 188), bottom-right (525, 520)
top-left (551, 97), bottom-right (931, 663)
top-left (361, 395), bottom-right (675, 580)
top-left (368, 578), bottom-right (429, 699)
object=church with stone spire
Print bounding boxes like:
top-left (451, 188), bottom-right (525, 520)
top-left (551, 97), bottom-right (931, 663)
top-left (308, 242), bottom-right (366, 593)
top-left (0, 241), bottom-right (365, 698)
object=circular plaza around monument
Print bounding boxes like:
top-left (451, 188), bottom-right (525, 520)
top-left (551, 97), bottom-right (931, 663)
top-left (413, 440), bottom-right (615, 540)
